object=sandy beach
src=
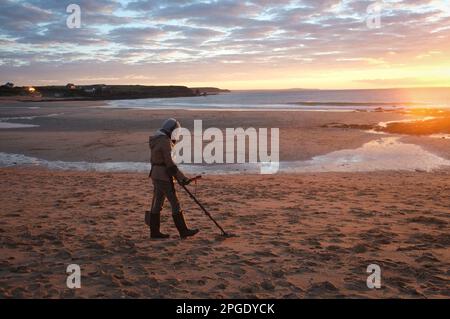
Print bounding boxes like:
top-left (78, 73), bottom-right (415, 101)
top-left (0, 168), bottom-right (449, 298)
top-left (0, 101), bottom-right (449, 298)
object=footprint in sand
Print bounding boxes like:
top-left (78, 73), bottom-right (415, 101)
top-left (239, 283), bottom-right (260, 294)
top-left (231, 265), bottom-right (246, 276)
top-left (216, 271), bottom-right (242, 279)
top-left (415, 252), bottom-right (440, 263)
top-left (343, 276), bottom-right (370, 292)
top-left (260, 280), bottom-right (275, 291)
top-left (185, 279), bottom-right (207, 286)
top-left (407, 216), bottom-right (447, 227)
top-left (306, 281), bottom-right (340, 297)
top-left (351, 244), bottom-right (369, 254)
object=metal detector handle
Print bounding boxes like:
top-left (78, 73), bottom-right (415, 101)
top-left (176, 175), bottom-right (228, 236)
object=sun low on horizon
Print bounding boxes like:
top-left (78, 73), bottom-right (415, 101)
top-left (0, 0), bottom-right (450, 90)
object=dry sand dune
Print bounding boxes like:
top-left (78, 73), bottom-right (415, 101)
top-left (1, 168), bottom-right (449, 298)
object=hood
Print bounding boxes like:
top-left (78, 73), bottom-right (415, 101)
top-left (161, 118), bottom-right (180, 133)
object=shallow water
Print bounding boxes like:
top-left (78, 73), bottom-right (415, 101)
top-left (1, 137), bottom-right (449, 174)
top-left (429, 134), bottom-right (450, 139)
top-left (377, 116), bottom-right (436, 128)
top-left (289, 137), bottom-right (450, 172)
top-left (0, 122), bottom-right (39, 129)
top-left (0, 115), bottom-right (41, 129)
top-left (0, 113), bottom-right (61, 129)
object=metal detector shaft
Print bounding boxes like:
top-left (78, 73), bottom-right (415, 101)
top-left (177, 177), bottom-right (228, 236)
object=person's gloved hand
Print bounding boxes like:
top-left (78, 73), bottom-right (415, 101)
top-left (180, 177), bottom-right (191, 186)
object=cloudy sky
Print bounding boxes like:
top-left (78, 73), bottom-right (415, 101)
top-left (0, 0), bottom-right (449, 89)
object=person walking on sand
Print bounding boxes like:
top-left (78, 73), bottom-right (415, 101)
top-left (145, 118), bottom-right (199, 239)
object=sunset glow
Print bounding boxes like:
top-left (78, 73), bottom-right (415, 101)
top-left (1, 0), bottom-right (450, 89)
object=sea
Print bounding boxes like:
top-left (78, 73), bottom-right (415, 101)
top-left (107, 87), bottom-right (450, 111)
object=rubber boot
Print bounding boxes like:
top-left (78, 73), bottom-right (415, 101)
top-left (172, 212), bottom-right (199, 239)
top-left (149, 213), bottom-right (170, 239)
top-left (145, 210), bottom-right (151, 226)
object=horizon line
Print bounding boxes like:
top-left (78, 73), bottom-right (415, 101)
top-left (5, 83), bottom-right (450, 92)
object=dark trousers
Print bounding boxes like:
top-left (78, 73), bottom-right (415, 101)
top-left (150, 179), bottom-right (181, 216)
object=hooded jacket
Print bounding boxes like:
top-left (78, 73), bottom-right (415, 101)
top-left (149, 131), bottom-right (187, 182)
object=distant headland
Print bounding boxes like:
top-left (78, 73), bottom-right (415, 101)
top-left (0, 82), bottom-right (230, 101)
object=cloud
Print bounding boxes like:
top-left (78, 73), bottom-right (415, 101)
top-left (354, 77), bottom-right (434, 86)
top-left (0, 0), bottom-right (53, 33)
top-left (1, 0), bottom-right (450, 88)
top-left (108, 26), bottom-right (165, 45)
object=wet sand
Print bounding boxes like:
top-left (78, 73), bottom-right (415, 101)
top-left (1, 101), bottom-right (450, 162)
top-left (0, 168), bottom-right (449, 298)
